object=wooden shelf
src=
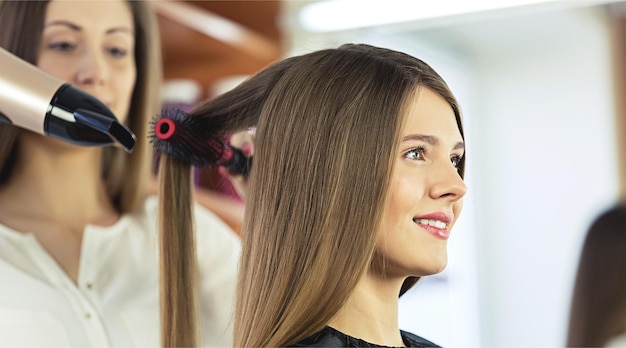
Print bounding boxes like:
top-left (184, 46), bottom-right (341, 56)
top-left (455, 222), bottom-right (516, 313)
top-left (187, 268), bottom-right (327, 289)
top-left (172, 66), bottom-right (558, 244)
top-left (154, 0), bottom-right (283, 98)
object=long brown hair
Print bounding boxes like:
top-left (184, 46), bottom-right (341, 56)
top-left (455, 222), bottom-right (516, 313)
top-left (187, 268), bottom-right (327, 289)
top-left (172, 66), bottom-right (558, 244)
top-left (567, 204), bottom-right (626, 346)
top-left (156, 44), bottom-right (464, 347)
top-left (0, 0), bottom-right (162, 213)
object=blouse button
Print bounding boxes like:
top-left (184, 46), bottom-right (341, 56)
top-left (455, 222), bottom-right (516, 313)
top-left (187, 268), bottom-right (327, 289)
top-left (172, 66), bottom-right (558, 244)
top-left (86, 282), bottom-right (93, 290)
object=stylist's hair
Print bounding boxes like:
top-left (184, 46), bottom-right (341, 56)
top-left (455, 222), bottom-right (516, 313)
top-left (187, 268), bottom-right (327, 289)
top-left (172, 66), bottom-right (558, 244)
top-left (0, 0), bottom-right (162, 212)
top-left (567, 204), bottom-right (626, 347)
top-left (156, 44), bottom-right (464, 347)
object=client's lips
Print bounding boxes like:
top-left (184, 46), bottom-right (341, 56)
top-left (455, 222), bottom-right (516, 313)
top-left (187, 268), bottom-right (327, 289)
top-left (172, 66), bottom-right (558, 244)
top-left (413, 212), bottom-right (453, 240)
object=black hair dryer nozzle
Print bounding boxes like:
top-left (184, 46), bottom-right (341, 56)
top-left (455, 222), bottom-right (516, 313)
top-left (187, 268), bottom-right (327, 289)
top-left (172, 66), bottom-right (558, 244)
top-left (0, 47), bottom-right (136, 152)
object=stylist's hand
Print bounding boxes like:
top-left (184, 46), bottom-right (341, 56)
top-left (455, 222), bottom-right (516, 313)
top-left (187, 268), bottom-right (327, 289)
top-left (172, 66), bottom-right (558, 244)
top-left (221, 128), bottom-right (255, 200)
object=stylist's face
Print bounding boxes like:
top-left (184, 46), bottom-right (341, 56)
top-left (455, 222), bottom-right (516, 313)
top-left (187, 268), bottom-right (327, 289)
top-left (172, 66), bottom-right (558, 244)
top-left (38, 0), bottom-right (136, 123)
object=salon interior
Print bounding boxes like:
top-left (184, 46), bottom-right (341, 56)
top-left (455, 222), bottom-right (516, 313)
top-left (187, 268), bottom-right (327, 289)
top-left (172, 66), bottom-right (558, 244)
top-left (156, 1), bottom-right (626, 347)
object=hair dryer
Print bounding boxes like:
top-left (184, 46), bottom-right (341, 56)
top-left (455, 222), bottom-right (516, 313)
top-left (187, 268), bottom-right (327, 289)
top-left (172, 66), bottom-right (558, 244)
top-left (0, 47), bottom-right (135, 152)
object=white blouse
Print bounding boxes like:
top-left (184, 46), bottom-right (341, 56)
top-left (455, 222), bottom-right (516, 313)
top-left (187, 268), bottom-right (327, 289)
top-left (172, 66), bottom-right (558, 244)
top-left (0, 196), bottom-right (241, 347)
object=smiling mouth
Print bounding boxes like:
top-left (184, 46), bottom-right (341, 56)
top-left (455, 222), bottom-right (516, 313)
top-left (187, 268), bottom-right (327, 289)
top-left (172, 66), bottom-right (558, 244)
top-left (413, 218), bottom-right (447, 229)
top-left (413, 218), bottom-right (451, 240)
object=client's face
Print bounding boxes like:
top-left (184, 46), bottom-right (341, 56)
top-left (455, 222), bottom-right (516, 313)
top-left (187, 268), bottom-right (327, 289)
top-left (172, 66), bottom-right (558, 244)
top-left (375, 87), bottom-right (466, 278)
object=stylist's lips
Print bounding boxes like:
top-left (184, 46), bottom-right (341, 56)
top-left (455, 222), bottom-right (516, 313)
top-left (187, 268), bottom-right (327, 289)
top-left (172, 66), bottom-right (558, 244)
top-left (413, 212), bottom-right (453, 240)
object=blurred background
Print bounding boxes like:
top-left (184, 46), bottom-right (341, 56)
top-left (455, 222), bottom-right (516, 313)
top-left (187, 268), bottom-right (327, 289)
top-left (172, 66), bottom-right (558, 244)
top-left (154, 1), bottom-right (626, 347)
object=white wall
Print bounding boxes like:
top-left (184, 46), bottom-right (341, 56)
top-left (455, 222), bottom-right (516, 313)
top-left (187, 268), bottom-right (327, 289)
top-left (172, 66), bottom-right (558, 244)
top-left (284, 3), bottom-right (620, 347)
top-left (452, 7), bottom-right (620, 347)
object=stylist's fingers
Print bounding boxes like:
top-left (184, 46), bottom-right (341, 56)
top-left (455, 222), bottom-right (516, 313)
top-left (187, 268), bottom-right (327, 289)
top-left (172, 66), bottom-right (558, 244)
top-left (230, 128), bottom-right (254, 157)
top-left (223, 128), bottom-right (255, 199)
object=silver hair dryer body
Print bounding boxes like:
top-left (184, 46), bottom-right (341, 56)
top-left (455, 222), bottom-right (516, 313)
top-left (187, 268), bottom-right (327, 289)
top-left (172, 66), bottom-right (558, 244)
top-left (0, 47), bottom-right (135, 152)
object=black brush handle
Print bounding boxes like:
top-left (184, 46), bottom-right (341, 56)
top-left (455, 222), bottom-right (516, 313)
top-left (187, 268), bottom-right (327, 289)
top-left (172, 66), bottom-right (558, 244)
top-left (220, 145), bottom-right (252, 179)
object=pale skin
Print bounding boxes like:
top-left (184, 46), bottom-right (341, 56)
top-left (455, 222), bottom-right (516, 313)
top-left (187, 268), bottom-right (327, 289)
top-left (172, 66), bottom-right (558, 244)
top-left (0, 0), bottom-right (136, 283)
top-left (223, 128), bottom-right (255, 200)
top-left (328, 87), bottom-right (467, 346)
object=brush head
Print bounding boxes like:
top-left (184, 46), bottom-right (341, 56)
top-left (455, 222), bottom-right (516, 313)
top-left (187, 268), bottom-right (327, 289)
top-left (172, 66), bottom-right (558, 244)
top-left (150, 108), bottom-right (252, 177)
top-left (150, 108), bottom-right (229, 169)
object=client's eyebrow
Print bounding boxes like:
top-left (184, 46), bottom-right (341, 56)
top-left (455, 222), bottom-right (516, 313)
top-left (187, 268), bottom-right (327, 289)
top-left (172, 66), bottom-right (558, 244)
top-left (402, 134), bottom-right (465, 151)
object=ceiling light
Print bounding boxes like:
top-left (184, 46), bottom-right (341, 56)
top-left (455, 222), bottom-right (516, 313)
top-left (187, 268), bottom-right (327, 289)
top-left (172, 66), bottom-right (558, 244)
top-left (299, 0), bottom-right (577, 32)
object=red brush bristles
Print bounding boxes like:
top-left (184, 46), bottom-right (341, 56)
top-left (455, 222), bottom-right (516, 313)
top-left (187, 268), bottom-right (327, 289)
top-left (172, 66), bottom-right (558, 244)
top-left (149, 108), bottom-right (229, 169)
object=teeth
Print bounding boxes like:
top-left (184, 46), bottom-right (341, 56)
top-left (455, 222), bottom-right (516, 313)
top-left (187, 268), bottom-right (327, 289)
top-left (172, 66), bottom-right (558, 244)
top-left (415, 219), bottom-right (447, 229)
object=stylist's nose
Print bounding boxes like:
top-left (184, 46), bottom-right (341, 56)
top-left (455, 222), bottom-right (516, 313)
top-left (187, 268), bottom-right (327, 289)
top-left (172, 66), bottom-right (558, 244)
top-left (75, 47), bottom-right (107, 87)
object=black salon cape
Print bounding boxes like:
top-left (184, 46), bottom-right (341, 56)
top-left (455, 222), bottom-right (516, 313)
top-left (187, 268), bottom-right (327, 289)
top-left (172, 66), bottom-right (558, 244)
top-left (291, 326), bottom-right (441, 347)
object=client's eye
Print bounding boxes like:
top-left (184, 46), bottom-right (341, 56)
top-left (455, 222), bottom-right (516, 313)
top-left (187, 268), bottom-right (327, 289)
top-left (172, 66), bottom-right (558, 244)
top-left (405, 146), bottom-right (426, 161)
top-left (451, 155), bottom-right (462, 169)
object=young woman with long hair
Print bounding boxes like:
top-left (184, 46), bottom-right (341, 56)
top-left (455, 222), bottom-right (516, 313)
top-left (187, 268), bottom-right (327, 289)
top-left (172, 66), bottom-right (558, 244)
top-left (567, 204), bottom-right (626, 347)
top-left (156, 43), bottom-right (467, 347)
top-left (0, 1), bottom-right (240, 346)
